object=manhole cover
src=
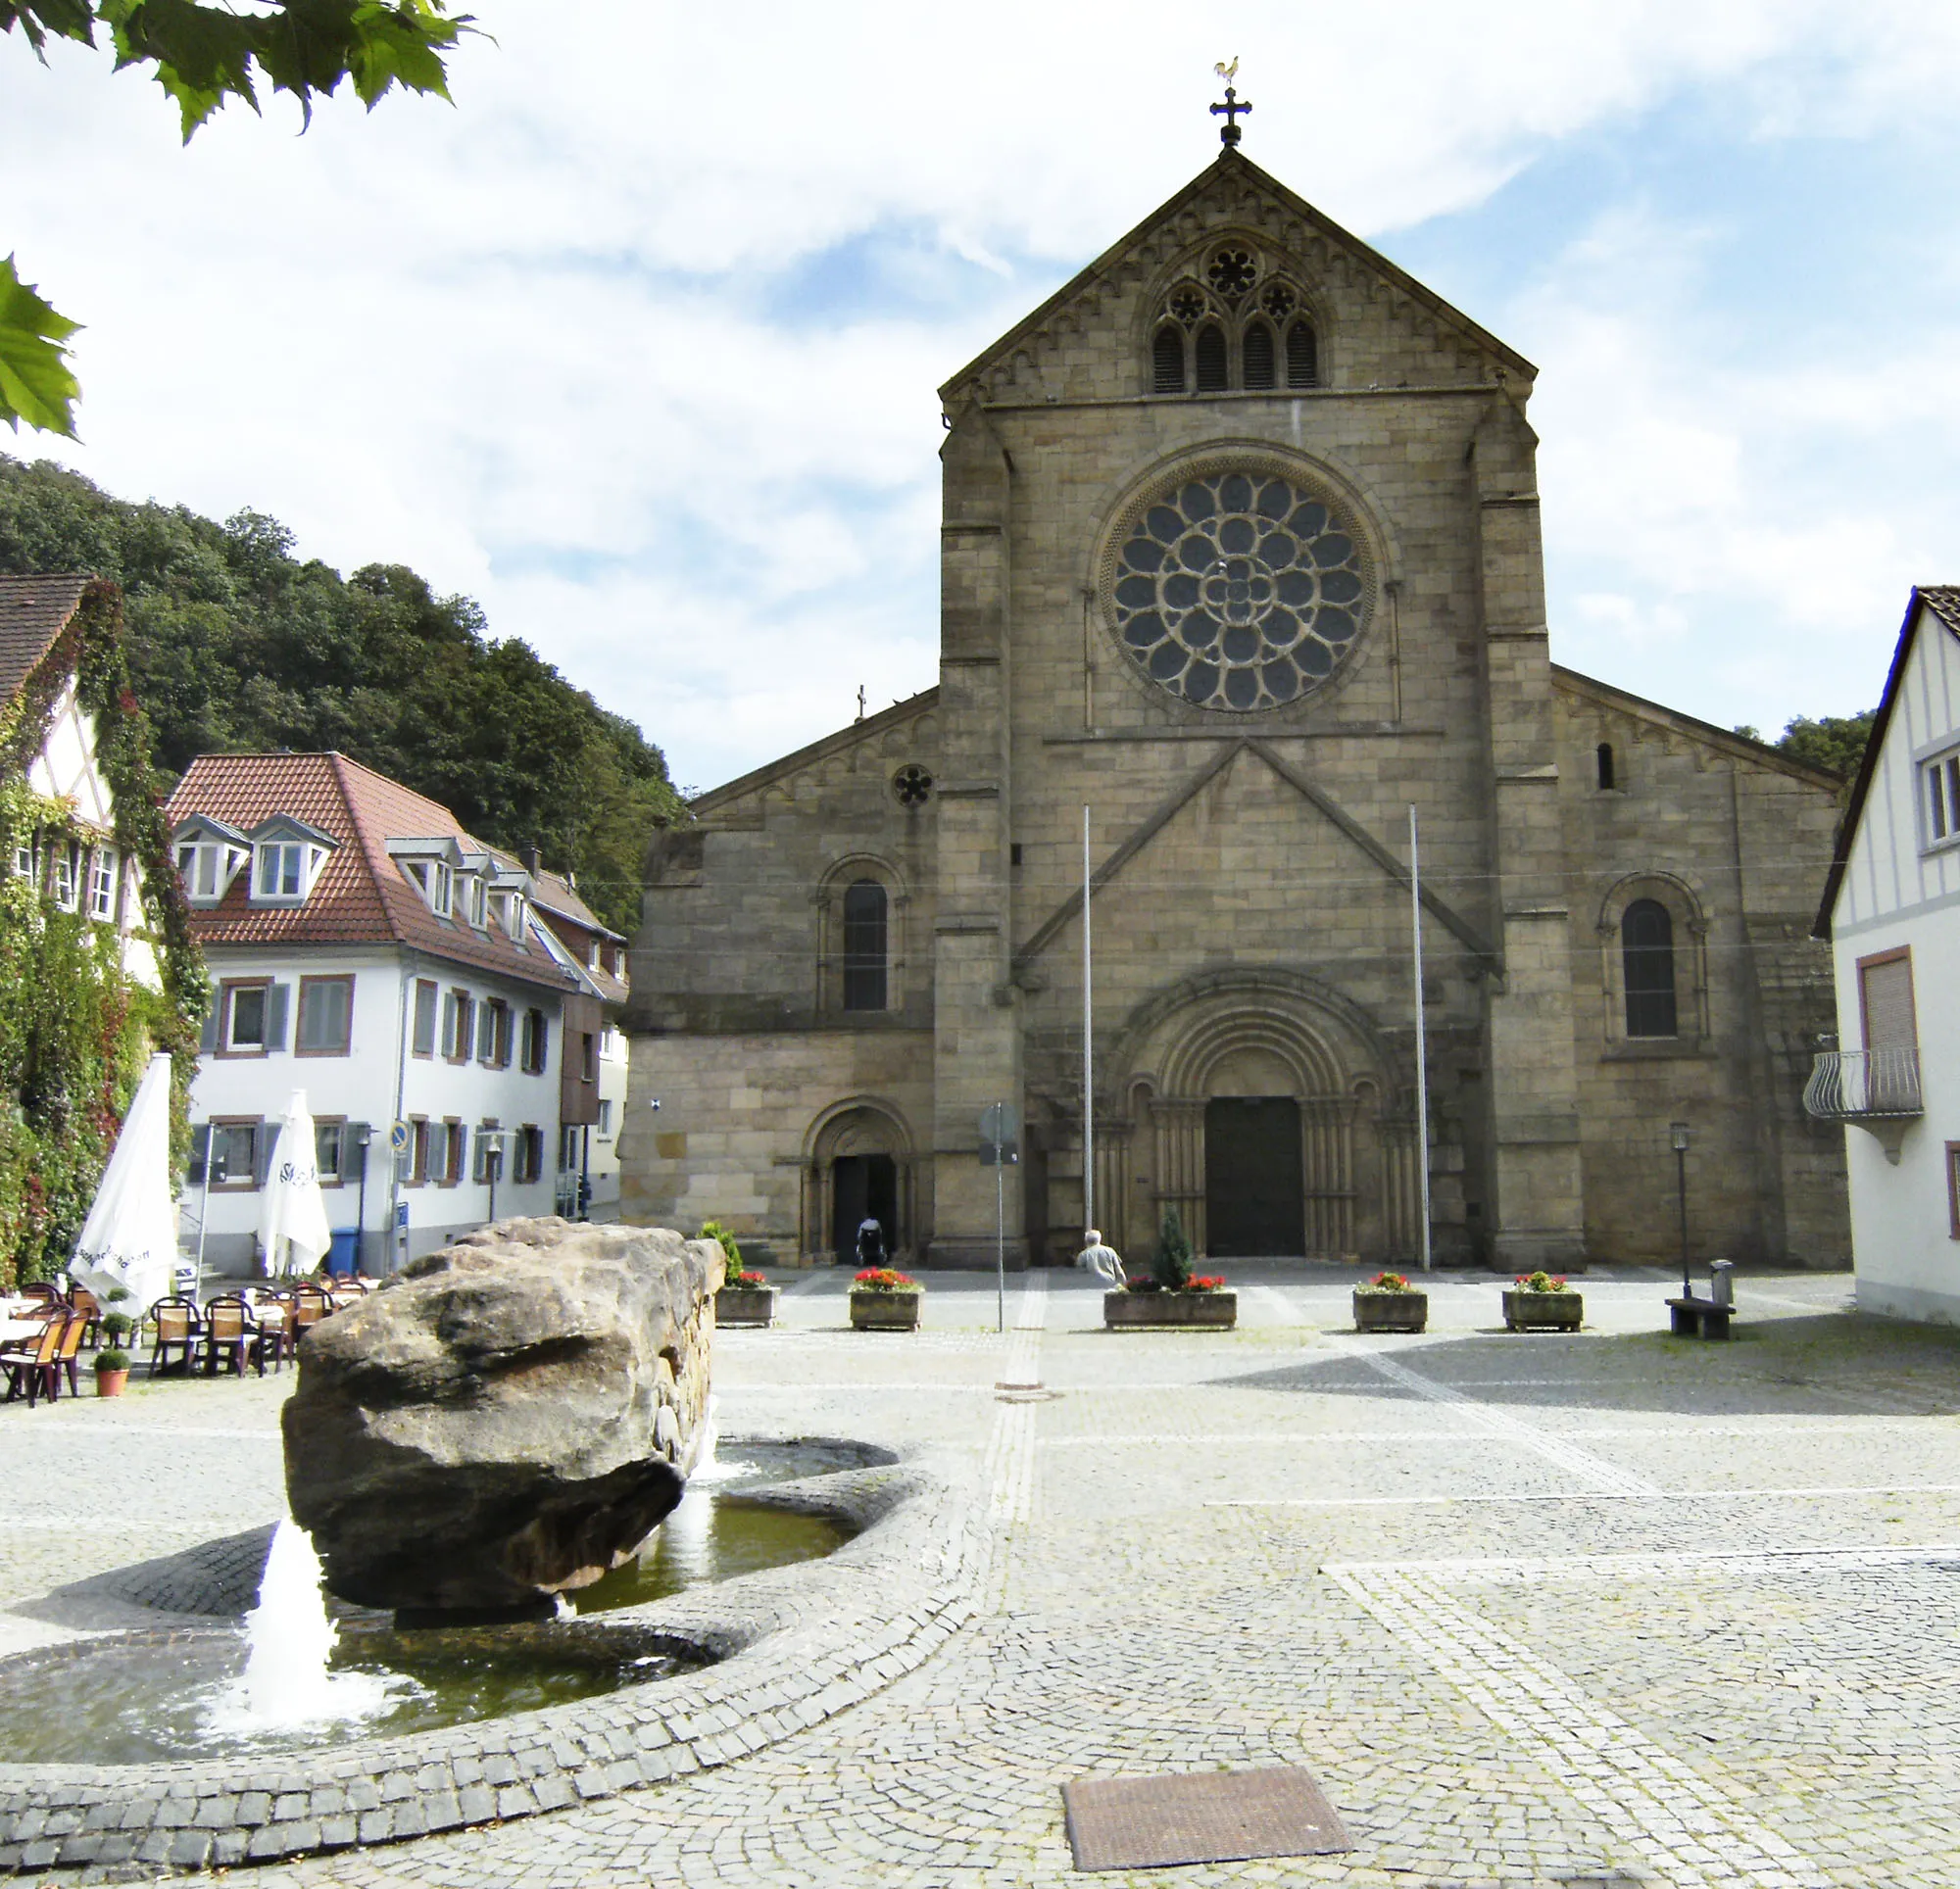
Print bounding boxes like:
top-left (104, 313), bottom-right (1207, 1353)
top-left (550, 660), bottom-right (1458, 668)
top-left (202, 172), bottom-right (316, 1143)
top-left (1061, 1765), bottom-right (1351, 1871)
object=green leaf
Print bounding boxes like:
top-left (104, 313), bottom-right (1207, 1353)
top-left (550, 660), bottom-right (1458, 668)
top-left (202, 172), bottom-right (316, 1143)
top-left (0, 257), bottom-right (81, 439)
top-left (0, 0), bottom-right (98, 58)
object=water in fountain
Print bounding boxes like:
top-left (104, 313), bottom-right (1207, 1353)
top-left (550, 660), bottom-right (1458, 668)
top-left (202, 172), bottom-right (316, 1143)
top-left (205, 1520), bottom-right (403, 1736)
top-left (687, 1393), bottom-right (751, 1485)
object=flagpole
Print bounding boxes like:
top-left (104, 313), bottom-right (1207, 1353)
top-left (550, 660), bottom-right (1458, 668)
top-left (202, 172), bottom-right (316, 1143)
top-left (1082, 805), bottom-right (1094, 1237)
top-left (1409, 803), bottom-right (1433, 1274)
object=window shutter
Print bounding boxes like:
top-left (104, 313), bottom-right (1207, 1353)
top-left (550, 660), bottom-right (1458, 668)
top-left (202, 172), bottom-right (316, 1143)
top-left (1242, 321), bottom-right (1276, 390)
top-left (255, 1123), bottom-right (275, 1187)
top-left (346, 1122), bottom-right (371, 1179)
top-left (199, 991), bottom-right (220, 1052)
top-left (1860, 956), bottom-right (1917, 1054)
top-left (1286, 320), bottom-right (1318, 388)
top-left (266, 982), bottom-right (291, 1051)
top-left (1152, 326), bottom-right (1186, 394)
top-left (1195, 322), bottom-right (1228, 392)
top-left (189, 1123), bottom-right (212, 1185)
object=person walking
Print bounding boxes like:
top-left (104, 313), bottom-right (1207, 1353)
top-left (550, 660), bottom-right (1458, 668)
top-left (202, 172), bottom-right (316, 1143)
top-left (1076, 1227), bottom-right (1125, 1286)
top-left (855, 1214), bottom-right (886, 1268)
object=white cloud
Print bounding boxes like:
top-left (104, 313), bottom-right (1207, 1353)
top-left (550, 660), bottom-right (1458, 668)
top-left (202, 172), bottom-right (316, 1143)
top-left (8, 2), bottom-right (1960, 785)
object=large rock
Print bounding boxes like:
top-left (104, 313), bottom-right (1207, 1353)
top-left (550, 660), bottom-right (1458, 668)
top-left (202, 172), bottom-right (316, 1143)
top-left (283, 1219), bottom-right (721, 1615)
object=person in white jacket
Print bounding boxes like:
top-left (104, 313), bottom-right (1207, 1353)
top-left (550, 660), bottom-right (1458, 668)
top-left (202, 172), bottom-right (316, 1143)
top-left (1076, 1228), bottom-right (1125, 1286)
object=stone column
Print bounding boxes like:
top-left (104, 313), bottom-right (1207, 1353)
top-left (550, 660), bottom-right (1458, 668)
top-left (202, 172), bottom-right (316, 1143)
top-left (1473, 394), bottom-right (1588, 1270)
top-left (927, 404), bottom-right (1027, 1269)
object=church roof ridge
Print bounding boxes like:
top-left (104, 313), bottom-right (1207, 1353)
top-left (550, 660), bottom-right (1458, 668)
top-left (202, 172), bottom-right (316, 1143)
top-left (690, 687), bottom-right (941, 815)
top-left (938, 147), bottom-right (1535, 405)
top-left (1550, 663), bottom-right (1843, 791)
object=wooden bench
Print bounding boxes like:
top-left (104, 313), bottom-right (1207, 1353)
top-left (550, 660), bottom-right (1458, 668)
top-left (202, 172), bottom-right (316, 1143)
top-left (1667, 1295), bottom-right (1734, 1340)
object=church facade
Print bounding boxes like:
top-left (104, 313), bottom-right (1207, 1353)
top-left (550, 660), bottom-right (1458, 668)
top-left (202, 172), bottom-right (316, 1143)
top-left (620, 147), bottom-right (1849, 1272)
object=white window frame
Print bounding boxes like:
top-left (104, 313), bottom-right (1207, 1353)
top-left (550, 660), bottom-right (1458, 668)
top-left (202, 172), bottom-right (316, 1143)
top-left (87, 846), bottom-right (119, 922)
top-left (50, 841), bottom-right (80, 913)
top-left (1921, 743), bottom-right (1960, 854)
top-left (12, 837), bottom-right (37, 883)
top-left (175, 840), bottom-right (245, 904)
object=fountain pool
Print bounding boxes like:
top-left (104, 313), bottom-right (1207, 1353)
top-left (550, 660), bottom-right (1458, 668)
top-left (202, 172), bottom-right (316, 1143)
top-left (0, 1438), bottom-right (877, 1768)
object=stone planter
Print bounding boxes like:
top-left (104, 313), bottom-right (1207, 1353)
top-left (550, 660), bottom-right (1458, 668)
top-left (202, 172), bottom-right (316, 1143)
top-left (1353, 1290), bottom-right (1427, 1332)
top-left (93, 1367), bottom-right (128, 1398)
top-left (715, 1285), bottom-right (777, 1329)
top-left (1103, 1290), bottom-right (1238, 1330)
top-left (1503, 1289), bottom-right (1583, 1332)
top-left (850, 1289), bottom-right (921, 1332)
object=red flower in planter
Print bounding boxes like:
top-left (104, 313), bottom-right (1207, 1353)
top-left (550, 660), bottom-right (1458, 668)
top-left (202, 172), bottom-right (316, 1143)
top-left (854, 1268), bottom-right (919, 1291)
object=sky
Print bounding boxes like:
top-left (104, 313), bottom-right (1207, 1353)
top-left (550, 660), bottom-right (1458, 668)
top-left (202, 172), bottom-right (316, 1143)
top-left (7, 2), bottom-right (1960, 793)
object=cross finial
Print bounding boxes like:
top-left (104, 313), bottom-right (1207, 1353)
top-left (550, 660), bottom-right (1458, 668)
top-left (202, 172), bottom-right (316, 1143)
top-left (1210, 59), bottom-right (1250, 146)
top-left (856, 685), bottom-right (866, 722)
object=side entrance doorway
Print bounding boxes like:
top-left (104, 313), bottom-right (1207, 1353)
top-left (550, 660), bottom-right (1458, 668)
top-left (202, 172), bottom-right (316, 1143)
top-left (1203, 1097), bottom-right (1304, 1257)
top-left (832, 1152), bottom-right (899, 1264)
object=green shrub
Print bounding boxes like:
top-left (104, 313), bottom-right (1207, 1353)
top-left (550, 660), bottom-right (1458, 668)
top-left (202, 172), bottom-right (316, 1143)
top-left (94, 1347), bottom-right (130, 1373)
top-left (699, 1220), bottom-right (741, 1269)
top-left (1152, 1207), bottom-right (1192, 1292)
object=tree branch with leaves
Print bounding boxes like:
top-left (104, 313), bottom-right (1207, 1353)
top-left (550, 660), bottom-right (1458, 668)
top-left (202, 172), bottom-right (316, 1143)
top-left (1, 0), bottom-right (476, 437)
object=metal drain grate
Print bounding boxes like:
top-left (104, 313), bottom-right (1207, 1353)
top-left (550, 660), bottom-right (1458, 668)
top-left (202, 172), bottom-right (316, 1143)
top-left (1061, 1766), bottom-right (1351, 1871)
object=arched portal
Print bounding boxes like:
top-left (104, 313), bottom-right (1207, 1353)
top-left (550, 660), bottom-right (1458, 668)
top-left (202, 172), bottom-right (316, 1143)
top-left (803, 1099), bottom-right (916, 1264)
top-left (1104, 971), bottom-right (1415, 1263)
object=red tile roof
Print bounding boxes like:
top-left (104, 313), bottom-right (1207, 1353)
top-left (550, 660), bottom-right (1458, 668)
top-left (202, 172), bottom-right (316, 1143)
top-left (166, 752), bottom-right (579, 993)
top-left (525, 864), bottom-right (629, 1002)
top-left (0, 573), bottom-right (90, 704)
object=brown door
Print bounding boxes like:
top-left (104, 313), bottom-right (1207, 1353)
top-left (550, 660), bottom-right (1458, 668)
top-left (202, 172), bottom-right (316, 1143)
top-left (1204, 1098), bottom-right (1304, 1257)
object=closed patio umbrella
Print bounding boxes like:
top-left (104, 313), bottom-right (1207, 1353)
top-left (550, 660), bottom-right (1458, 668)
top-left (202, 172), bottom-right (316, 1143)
top-left (259, 1090), bottom-right (332, 1279)
top-left (71, 1050), bottom-right (179, 1310)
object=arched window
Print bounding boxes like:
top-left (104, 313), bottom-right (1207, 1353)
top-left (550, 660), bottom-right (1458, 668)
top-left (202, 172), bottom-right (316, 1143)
top-left (1286, 320), bottom-right (1318, 388)
top-left (1596, 742), bottom-right (1616, 791)
top-left (1622, 899), bottom-right (1677, 1039)
top-left (1242, 320), bottom-right (1276, 390)
top-left (1152, 326), bottom-right (1186, 394)
top-left (1194, 323), bottom-right (1229, 392)
top-left (841, 880), bottom-right (888, 1012)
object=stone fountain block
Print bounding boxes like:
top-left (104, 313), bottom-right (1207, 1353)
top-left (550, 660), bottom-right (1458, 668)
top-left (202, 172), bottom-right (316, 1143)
top-left (283, 1218), bottom-right (722, 1615)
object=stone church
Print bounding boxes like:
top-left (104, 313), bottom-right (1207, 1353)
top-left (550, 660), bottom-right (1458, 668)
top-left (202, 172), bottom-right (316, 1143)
top-left (620, 137), bottom-right (1850, 1272)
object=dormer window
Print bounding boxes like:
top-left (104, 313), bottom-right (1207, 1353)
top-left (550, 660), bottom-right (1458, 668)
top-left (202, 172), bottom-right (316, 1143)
top-left (463, 874), bottom-right (487, 928)
top-left (256, 842), bottom-right (305, 899)
top-left (172, 821), bottom-right (251, 906)
top-left (405, 858), bottom-right (454, 917)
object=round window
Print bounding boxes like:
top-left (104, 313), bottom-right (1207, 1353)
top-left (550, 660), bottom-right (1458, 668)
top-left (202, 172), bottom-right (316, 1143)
top-left (1105, 468), bottom-right (1371, 712)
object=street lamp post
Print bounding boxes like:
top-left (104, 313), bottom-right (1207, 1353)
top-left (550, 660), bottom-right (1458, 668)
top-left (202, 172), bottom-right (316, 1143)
top-left (1670, 1121), bottom-right (1691, 1299)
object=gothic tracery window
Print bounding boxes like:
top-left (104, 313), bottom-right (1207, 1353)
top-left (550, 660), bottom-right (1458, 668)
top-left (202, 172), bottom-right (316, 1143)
top-left (1149, 250), bottom-right (1320, 396)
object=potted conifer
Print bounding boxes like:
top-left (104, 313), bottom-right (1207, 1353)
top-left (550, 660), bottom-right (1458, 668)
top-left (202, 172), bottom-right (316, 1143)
top-left (704, 1220), bottom-right (777, 1327)
top-left (1104, 1210), bottom-right (1237, 1329)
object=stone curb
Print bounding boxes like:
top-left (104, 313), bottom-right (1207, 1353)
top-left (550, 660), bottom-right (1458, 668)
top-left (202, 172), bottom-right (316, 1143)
top-left (0, 1448), bottom-right (982, 1879)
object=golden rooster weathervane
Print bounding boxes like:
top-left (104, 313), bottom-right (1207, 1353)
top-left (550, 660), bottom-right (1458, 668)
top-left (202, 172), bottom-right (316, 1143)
top-left (1210, 58), bottom-right (1250, 147)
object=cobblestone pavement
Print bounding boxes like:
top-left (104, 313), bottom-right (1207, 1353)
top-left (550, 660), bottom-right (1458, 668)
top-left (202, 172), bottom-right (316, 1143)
top-left (7, 1264), bottom-right (1960, 1886)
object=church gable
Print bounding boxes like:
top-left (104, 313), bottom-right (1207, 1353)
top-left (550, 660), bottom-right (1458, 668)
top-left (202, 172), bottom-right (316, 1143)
top-left (941, 150), bottom-right (1534, 412)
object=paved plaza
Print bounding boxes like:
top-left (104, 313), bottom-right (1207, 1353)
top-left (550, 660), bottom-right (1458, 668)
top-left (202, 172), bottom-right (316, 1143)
top-left (5, 1263), bottom-right (1959, 1886)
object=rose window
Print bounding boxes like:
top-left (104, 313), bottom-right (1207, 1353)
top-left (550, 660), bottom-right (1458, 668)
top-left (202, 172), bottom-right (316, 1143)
top-left (1106, 469), bottom-right (1370, 712)
top-left (891, 764), bottom-right (933, 807)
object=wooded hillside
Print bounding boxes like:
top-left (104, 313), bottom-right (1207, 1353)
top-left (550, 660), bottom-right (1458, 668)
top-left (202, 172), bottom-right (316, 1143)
top-left (0, 457), bottom-right (676, 933)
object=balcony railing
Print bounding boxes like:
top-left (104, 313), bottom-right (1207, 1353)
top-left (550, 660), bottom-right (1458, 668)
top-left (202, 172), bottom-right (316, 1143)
top-left (1804, 1046), bottom-right (1923, 1122)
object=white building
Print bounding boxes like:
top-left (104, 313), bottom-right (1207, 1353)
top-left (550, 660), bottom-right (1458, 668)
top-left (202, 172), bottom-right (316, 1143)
top-left (168, 752), bottom-right (588, 1273)
top-left (523, 863), bottom-right (630, 1220)
top-left (2, 574), bottom-right (157, 986)
top-left (1810, 585), bottom-right (1960, 1323)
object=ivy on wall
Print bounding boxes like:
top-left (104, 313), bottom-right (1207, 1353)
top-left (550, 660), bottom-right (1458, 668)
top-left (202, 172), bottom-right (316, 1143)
top-left (0, 580), bottom-right (204, 1286)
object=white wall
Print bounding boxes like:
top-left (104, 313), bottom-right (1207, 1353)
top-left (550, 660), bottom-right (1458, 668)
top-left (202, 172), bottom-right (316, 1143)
top-left (586, 1021), bottom-right (630, 1219)
top-left (29, 679), bottom-right (158, 988)
top-left (1831, 603), bottom-right (1960, 1322)
top-left (187, 946), bottom-right (567, 1274)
